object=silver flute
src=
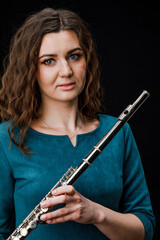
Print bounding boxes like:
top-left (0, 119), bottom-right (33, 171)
top-left (7, 90), bottom-right (150, 240)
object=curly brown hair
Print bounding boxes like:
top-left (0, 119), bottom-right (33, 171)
top-left (0, 8), bottom-right (104, 155)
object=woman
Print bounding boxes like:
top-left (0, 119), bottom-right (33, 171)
top-left (0, 8), bottom-right (155, 240)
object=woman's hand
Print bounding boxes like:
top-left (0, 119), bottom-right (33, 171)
top-left (40, 185), bottom-right (102, 225)
top-left (40, 185), bottom-right (145, 240)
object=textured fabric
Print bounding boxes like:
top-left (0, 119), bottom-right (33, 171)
top-left (0, 114), bottom-right (155, 240)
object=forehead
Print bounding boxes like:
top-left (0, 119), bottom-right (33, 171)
top-left (39, 30), bottom-right (81, 56)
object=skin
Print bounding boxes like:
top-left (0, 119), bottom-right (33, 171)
top-left (32, 30), bottom-right (99, 146)
top-left (37, 30), bottom-right (87, 104)
top-left (31, 30), bottom-right (145, 239)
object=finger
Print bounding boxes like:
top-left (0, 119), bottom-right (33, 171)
top-left (40, 206), bottom-right (74, 222)
top-left (52, 185), bottom-right (76, 196)
top-left (45, 212), bottom-right (77, 224)
top-left (41, 194), bottom-right (69, 209)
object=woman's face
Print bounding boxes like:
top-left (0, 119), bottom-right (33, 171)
top-left (37, 30), bottom-right (86, 105)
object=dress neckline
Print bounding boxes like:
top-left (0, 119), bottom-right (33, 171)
top-left (28, 115), bottom-right (102, 139)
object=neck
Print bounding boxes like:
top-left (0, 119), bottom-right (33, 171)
top-left (39, 99), bottom-right (82, 131)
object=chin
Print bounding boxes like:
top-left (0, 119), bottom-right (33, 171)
top-left (57, 91), bottom-right (80, 102)
top-left (60, 96), bottom-right (78, 103)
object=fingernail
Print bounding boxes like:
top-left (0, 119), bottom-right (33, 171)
top-left (41, 202), bottom-right (46, 208)
top-left (41, 215), bottom-right (47, 221)
top-left (46, 220), bottom-right (52, 224)
top-left (52, 189), bottom-right (57, 195)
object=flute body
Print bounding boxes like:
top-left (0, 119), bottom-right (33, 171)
top-left (7, 90), bottom-right (150, 240)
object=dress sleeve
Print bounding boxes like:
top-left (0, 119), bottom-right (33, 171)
top-left (120, 123), bottom-right (156, 240)
top-left (0, 141), bottom-right (15, 240)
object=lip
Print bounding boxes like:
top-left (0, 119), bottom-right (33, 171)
top-left (58, 82), bottom-right (76, 90)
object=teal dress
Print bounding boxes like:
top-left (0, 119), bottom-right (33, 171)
top-left (0, 114), bottom-right (155, 240)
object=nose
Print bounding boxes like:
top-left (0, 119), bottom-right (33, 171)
top-left (59, 60), bottom-right (73, 78)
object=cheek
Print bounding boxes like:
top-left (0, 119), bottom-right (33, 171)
top-left (81, 65), bottom-right (87, 88)
top-left (77, 63), bottom-right (87, 94)
top-left (37, 67), bottom-right (46, 86)
top-left (37, 67), bottom-right (56, 86)
top-left (77, 62), bottom-right (87, 82)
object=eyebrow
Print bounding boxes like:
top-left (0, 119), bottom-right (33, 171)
top-left (39, 47), bottom-right (82, 59)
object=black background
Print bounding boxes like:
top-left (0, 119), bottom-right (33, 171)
top-left (0, 0), bottom-right (159, 239)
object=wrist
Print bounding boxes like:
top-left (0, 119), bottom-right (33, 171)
top-left (92, 202), bottom-right (106, 225)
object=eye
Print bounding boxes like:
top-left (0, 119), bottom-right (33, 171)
top-left (42, 58), bottom-right (55, 65)
top-left (68, 53), bottom-right (82, 61)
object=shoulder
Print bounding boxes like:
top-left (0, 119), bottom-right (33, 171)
top-left (0, 121), bottom-right (11, 153)
top-left (0, 120), bottom-right (21, 140)
top-left (0, 121), bottom-right (23, 168)
top-left (99, 113), bottom-right (131, 128)
top-left (98, 113), bottom-right (118, 124)
top-left (98, 113), bottom-right (120, 131)
top-left (98, 113), bottom-right (132, 139)
top-left (0, 122), bottom-right (11, 166)
top-left (0, 121), bottom-right (10, 140)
